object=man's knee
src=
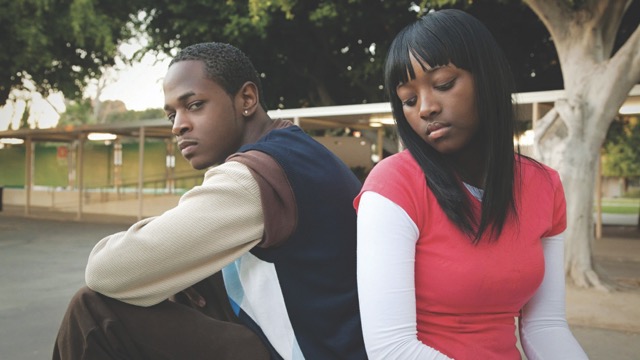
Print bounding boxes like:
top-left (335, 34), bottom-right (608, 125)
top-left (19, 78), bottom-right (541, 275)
top-left (70, 286), bottom-right (99, 302)
top-left (66, 286), bottom-right (102, 313)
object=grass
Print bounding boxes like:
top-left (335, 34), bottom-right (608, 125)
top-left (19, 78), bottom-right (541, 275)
top-left (600, 198), bottom-right (640, 215)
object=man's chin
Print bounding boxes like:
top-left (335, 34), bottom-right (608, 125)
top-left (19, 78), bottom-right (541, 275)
top-left (190, 159), bottom-right (218, 170)
top-left (191, 162), bottom-right (207, 170)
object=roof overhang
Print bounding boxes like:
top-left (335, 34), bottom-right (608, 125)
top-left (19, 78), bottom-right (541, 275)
top-left (1, 85), bottom-right (639, 142)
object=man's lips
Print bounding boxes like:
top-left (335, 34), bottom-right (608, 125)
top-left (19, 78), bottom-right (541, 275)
top-left (178, 139), bottom-right (198, 155)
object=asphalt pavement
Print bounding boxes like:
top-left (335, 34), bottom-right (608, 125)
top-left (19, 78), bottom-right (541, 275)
top-left (1, 213), bottom-right (639, 360)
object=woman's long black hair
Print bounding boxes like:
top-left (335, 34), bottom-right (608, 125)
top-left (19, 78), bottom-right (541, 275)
top-left (384, 9), bottom-right (518, 243)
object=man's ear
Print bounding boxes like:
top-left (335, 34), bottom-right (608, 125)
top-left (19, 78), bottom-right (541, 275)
top-left (237, 81), bottom-right (259, 117)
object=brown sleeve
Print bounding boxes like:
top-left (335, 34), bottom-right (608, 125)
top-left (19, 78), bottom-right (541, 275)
top-left (227, 151), bottom-right (297, 248)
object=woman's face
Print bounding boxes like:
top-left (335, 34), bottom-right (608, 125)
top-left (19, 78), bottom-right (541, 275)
top-left (396, 57), bottom-right (480, 155)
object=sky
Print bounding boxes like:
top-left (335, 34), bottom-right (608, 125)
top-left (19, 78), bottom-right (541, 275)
top-left (0, 41), bottom-right (171, 131)
top-left (91, 42), bottom-right (172, 111)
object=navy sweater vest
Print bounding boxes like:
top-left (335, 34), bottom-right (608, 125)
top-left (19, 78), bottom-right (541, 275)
top-left (228, 126), bottom-right (366, 359)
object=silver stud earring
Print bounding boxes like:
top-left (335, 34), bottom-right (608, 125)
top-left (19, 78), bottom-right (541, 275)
top-left (244, 110), bottom-right (248, 115)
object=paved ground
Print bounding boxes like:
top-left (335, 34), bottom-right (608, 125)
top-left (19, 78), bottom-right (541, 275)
top-left (564, 225), bottom-right (640, 360)
top-left (1, 213), bottom-right (639, 359)
top-left (0, 216), bottom-right (128, 360)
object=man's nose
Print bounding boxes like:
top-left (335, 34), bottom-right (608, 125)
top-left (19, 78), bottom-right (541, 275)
top-left (171, 113), bottom-right (190, 136)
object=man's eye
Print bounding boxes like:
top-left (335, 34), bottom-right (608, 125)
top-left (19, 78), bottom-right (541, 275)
top-left (188, 101), bottom-right (203, 111)
top-left (167, 114), bottom-right (175, 124)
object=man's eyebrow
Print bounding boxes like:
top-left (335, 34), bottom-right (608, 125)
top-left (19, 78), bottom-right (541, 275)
top-left (164, 91), bottom-right (196, 111)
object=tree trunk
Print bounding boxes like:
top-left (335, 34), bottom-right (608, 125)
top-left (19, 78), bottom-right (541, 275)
top-left (536, 98), bottom-right (613, 290)
top-left (525, 0), bottom-right (640, 289)
top-left (559, 137), bottom-right (610, 290)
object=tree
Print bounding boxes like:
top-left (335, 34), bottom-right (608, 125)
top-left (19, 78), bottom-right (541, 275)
top-left (133, 0), bottom-right (574, 110)
top-left (602, 116), bottom-right (640, 180)
top-left (244, 0), bottom-right (638, 290)
top-left (132, 0), bottom-right (421, 109)
top-left (4, 0), bottom-right (637, 289)
top-left (57, 98), bottom-right (94, 127)
top-left (603, 115), bottom-right (640, 230)
top-left (103, 107), bottom-right (165, 123)
top-left (528, 0), bottom-right (640, 289)
top-left (2, 84), bottom-right (64, 130)
top-left (132, 0), bottom-right (638, 290)
top-left (0, 0), bottom-right (143, 107)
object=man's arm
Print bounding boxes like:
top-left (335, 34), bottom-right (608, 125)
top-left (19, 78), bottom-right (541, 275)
top-left (85, 161), bottom-right (264, 307)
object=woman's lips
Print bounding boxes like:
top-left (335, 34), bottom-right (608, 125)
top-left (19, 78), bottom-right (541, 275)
top-left (427, 122), bottom-right (449, 140)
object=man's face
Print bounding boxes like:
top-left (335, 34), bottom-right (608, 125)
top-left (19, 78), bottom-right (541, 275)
top-left (163, 60), bottom-right (245, 169)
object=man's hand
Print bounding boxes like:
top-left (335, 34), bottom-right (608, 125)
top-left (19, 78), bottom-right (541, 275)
top-left (169, 287), bottom-right (206, 308)
top-left (167, 274), bottom-right (242, 323)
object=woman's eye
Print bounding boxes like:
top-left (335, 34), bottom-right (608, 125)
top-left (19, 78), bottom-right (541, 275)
top-left (435, 79), bottom-right (455, 91)
top-left (401, 97), bottom-right (417, 107)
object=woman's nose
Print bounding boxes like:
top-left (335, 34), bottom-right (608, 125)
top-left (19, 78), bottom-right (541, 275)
top-left (419, 96), bottom-right (441, 119)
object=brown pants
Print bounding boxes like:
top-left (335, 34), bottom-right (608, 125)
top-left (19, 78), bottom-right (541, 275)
top-left (52, 274), bottom-right (270, 360)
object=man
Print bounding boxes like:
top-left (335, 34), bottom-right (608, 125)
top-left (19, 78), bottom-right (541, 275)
top-left (53, 42), bottom-right (366, 360)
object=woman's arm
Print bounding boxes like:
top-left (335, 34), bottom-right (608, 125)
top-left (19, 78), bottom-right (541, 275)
top-left (357, 191), bottom-right (452, 360)
top-left (520, 232), bottom-right (588, 359)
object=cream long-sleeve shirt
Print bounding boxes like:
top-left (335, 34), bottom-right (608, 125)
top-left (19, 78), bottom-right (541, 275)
top-left (85, 161), bottom-right (264, 307)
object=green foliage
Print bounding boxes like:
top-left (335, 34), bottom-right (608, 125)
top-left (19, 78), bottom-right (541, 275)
top-left (133, 0), bottom-right (422, 109)
top-left (603, 116), bottom-right (640, 177)
top-left (18, 99), bottom-right (31, 129)
top-left (57, 98), bottom-right (94, 127)
top-left (0, 0), bottom-right (143, 106)
top-left (0, 0), bottom-right (588, 112)
top-left (3, 0), bottom-right (634, 118)
top-left (132, 0), bottom-right (580, 109)
top-left (104, 108), bottom-right (165, 123)
top-left (57, 98), bottom-right (163, 126)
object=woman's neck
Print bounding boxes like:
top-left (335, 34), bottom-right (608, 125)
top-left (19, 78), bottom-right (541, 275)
top-left (448, 138), bottom-right (486, 188)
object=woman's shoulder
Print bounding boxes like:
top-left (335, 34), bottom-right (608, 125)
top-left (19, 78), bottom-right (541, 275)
top-left (358, 150), bottom-right (428, 218)
top-left (362, 150), bottom-right (424, 193)
top-left (516, 155), bottom-right (562, 187)
top-left (371, 149), bottom-right (420, 175)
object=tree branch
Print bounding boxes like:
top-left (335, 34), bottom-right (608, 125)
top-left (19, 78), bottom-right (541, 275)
top-left (589, 23), bottom-right (640, 139)
top-left (589, 0), bottom-right (629, 58)
top-left (534, 106), bottom-right (559, 143)
top-left (609, 22), bottom-right (640, 90)
top-left (44, 97), bottom-right (64, 115)
top-left (524, 0), bottom-right (571, 42)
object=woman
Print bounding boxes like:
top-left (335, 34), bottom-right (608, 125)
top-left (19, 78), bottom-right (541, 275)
top-left (355, 9), bottom-right (588, 360)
